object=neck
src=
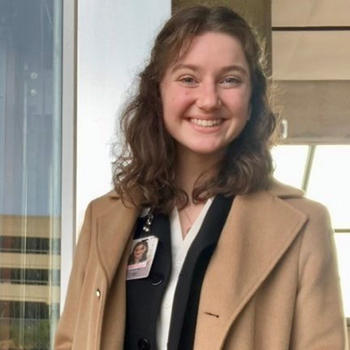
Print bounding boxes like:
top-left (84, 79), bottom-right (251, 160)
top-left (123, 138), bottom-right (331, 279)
top-left (175, 146), bottom-right (224, 200)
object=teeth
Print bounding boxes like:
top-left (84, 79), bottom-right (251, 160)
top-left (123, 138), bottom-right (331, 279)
top-left (191, 118), bottom-right (222, 127)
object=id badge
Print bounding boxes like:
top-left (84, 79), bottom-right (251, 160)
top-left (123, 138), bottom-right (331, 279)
top-left (126, 235), bottom-right (159, 280)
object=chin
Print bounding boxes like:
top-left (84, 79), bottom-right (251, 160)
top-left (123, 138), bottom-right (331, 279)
top-left (176, 139), bottom-right (227, 158)
top-left (189, 146), bottom-right (225, 157)
top-left (194, 142), bottom-right (226, 154)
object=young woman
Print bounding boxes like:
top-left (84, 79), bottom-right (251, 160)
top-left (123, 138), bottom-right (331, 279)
top-left (128, 240), bottom-right (149, 265)
top-left (55, 6), bottom-right (347, 350)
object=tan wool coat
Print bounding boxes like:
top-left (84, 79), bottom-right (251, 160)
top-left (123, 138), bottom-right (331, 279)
top-left (55, 181), bottom-right (348, 350)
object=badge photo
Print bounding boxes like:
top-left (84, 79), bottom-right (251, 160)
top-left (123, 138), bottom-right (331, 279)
top-left (127, 236), bottom-right (159, 280)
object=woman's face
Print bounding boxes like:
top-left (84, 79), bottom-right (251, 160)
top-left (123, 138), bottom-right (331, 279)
top-left (133, 243), bottom-right (146, 260)
top-left (160, 31), bottom-right (252, 159)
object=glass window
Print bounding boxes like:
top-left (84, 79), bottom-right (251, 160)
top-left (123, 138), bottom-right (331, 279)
top-left (271, 145), bottom-right (309, 189)
top-left (0, 1), bottom-right (62, 348)
top-left (307, 145), bottom-right (350, 229)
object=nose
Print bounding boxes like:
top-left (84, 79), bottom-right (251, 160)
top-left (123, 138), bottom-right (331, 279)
top-left (196, 82), bottom-right (221, 111)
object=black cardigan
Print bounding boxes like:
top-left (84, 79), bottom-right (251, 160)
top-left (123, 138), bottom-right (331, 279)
top-left (124, 195), bottom-right (233, 350)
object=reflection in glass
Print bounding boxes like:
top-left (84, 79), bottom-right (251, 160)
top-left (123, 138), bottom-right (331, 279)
top-left (0, 1), bottom-right (62, 349)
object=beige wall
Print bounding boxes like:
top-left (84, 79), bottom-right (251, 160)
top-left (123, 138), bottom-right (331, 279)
top-left (273, 31), bottom-right (350, 81)
top-left (273, 80), bottom-right (350, 143)
top-left (272, 0), bottom-right (350, 27)
top-left (271, 0), bottom-right (350, 144)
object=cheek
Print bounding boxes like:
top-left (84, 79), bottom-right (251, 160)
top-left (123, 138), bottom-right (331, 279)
top-left (162, 91), bottom-right (193, 121)
top-left (228, 90), bottom-right (251, 114)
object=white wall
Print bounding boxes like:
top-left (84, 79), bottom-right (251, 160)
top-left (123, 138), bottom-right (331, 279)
top-left (77, 0), bottom-right (171, 231)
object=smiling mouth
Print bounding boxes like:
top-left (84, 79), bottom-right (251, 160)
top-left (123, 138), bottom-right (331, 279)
top-left (190, 118), bottom-right (223, 127)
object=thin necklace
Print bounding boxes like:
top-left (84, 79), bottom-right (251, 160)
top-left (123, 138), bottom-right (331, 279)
top-left (183, 207), bottom-right (193, 226)
top-left (182, 206), bottom-right (194, 234)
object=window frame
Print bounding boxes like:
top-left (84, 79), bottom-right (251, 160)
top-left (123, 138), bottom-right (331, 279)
top-left (60, 0), bottom-right (77, 310)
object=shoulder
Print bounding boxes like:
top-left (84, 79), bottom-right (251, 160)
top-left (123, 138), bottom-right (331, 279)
top-left (265, 179), bottom-right (333, 256)
top-left (87, 189), bottom-right (139, 219)
top-left (266, 179), bottom-right (330, 222)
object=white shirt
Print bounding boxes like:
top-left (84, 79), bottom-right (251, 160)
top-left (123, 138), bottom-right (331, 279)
top-left (156, 198), bottom-right (213, 349)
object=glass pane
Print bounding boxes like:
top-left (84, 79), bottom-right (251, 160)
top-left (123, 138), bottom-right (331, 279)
top-left (271, 145), bottom-right (309, 189)
top-left (0, 1), bottom-right (62, 349)
top-left (334, 234), bottom-right (350, 318)
top-left (306, 145), bottom-right (350, 229)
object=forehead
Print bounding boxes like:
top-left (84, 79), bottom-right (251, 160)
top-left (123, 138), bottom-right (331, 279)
top-left (167, 31), bottom-right (248, 72)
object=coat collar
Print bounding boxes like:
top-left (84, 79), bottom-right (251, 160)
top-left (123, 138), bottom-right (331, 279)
top-left (105, 179), bottom-right (304, 200)
top-left (193, 182), bottom-right (307, 349)
top-left (267, 179), bottom-right (304, 198)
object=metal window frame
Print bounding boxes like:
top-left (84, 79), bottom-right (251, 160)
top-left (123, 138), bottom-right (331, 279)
top-left (60, 0), bottom-right (77, 310)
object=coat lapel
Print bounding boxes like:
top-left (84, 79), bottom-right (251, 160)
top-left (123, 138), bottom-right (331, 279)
top-left (96, 197), bottom-right (140, 286)
top-left (194, 186), bottom-right (307, 350)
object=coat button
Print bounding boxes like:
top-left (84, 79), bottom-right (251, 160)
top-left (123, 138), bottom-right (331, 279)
top-left (96, 289), bottom-right (101, 298)
top-left (150, 273), bottom-right (164, 286)
top-left (137, 337), bottom-right (150, 350)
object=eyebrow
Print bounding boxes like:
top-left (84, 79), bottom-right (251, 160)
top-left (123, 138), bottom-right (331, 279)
top-left (171, 63), bottom-right (249, 76)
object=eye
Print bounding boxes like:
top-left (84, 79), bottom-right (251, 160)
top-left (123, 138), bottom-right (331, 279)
top-left (220, 76), bottom-right (242, 88)
top-left (178, 75), bottom-right (198, 86)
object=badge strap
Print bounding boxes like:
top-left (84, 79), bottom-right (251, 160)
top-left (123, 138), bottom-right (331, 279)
top-left (142, 212), bottom-right (154, 234)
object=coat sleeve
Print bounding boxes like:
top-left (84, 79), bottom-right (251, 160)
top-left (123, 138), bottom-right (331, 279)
top-left (290, 202), bottom-right (348, 349)
top-left (54, 203), bottom-right (93, 350)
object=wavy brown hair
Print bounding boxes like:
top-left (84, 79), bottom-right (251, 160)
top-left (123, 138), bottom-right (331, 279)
top-left (112, 6), bottom-right (276, 213)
